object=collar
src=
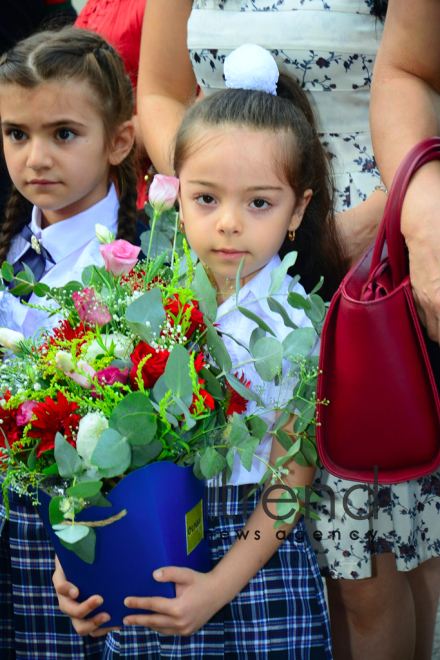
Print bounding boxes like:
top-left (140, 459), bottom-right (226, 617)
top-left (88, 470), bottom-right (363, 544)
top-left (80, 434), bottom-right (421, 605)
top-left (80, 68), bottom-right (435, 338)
top-left (217, 254), bottom-right (282, 317)
top-left (30, 183), bottom-right (119, 264)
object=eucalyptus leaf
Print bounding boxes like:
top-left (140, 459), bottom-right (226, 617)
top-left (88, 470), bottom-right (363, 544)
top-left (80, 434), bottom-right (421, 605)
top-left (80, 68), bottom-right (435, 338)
top-left (59, 528), bottom-right (96, 564)
top-left (229, 412), bottom-right (250, 446)
top-left (200, 367), bottom-right (223, 399)
top-left (33, 282), bottom-right (51, 298)
top-left (191, 262), bottom-right (217, 321)
top-left (140, 230), bottom-right (172, 260)
top-left (272, 409), bottom-right (291, 432)
top-left (81, 265), bottom-right (94, 286)
top-left (275, 428), bottom-right (295, 451)
top-left (109, 392), bottom-right (157, 445)
top-left (267, 297), bottom-right (298, 329)
top-left (91, 428), bottom-right (131, 477)
top-left (131, 440), bottom-right (163, 467)
top-left (27, 446), bottom-right (37, 470)
top-left (288, 274), bottom-right (301, 292)
top-left (301, 437), bottom-right (318, 466)
top-left (54, 433), bottom-right (82, 479)
top-left (1, 262), bottom-right (14, 282)
top-left (237, 306), bottom-right (275, 337)
top-left (49, 496), bottom-right (65, 526)
top-left (287, 292), bottom-right (310, 310)
top-left (225, 372), bottom-right (259, 403)
top-left (173, 395), bottom-right (196, 429)
top-left (236, 435), bottom-right (259, 471)
top-left (235, 257), bottom-right (245, 305)
top-left (305, 294), bottom-right (326, 324)
top-left (269, 252), bottom-right (297, 295)
top-left (9, 282), bottom-right (33, 297)
top-left (200, 446), bottom-right (227, 479)
top-left (152, 374), bottom-right (192, 416)
top-left (248, 417), bottom-right (268, 441)
top-left (164, 344), bottom-right (193, 398)
top-left (205, 318), bottom-right (232, 372)
top-left (251, 336), bottom-right (284, 382)
top-left (294, 405), bottom-right (316, 433)
top-left (310, 276), bottom-right (325, 295)
top-left (54, 524), bottom-right (90, 544)
top-left (293, 451), bottom-right (308, 467)
top-left (282, 327), bottom-right (315, 362)
top-left (249, 326), bottom-right (266, 355)
top-left (147, 250), bottom-right (168, 283)
top-left (42, 463), bottom-right (59, 476)
top-left (125, 287), bottom-right (165, 343)
top-left (275, 489), bottom-right (300, 524)
top-left (66, 481), bottom-right (102, 499)
top-left (22, 262), bottom-right (36, 284)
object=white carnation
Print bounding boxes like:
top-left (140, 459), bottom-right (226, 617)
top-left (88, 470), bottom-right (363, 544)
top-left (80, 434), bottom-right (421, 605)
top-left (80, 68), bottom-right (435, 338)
top-left (0, 328), bottom-right (25, 354)
top-left (76, 413), bottom-right (109, 469)
top-left (85, 333), bottom-right (132, 362)
top-left (224, 44), bottom-right (279, 96)
top-left (55, 351), bottom-right (75, 372)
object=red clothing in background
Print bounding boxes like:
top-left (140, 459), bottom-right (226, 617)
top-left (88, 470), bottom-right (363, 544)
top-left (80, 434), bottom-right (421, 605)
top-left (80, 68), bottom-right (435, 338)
top-left (75, 0), bottom-right (148, 208)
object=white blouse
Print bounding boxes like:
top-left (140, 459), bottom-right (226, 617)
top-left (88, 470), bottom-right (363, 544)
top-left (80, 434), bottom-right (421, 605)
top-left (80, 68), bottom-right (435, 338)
top-left (216, 254), bottom-right (317, 485)
top-left (0, 184), bottom-right (119, 338)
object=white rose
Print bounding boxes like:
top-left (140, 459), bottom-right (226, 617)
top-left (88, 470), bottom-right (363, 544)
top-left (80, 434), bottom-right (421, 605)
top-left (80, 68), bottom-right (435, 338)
top-left (0, 328), bottom-right (25, 353)
top-left (55, 351), bottom-right (75, 372)
top-left (95, 223), bottom-right (115, 245)
top-left (76, 413), bottom-right (109, 469)
top-left (85, 333), bottom-right (132, 362)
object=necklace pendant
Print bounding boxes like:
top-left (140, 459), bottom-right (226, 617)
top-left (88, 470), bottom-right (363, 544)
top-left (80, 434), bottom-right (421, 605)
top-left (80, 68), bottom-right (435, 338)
top-left (31, 235), bottom-right (42, 255)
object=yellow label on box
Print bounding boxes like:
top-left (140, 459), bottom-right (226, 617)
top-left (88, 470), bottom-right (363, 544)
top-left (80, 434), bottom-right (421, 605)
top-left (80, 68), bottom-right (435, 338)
top-left (185, 499), bottom-right (204, 555)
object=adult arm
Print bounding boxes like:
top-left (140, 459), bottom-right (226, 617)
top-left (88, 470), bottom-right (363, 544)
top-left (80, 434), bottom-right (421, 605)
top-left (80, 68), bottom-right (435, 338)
top-left (370, 0), bottom-right (440, 340)
top-left (137, 0), bottom-right (196, 174)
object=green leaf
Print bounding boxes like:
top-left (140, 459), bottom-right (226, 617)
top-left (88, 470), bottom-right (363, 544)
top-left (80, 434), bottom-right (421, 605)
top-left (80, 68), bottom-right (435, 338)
top-left (91, 428), bottom-right (131, 477)
top-left (28, 446), bottom-right (37, 470)
top-left (164, 344), bottom-right (193, 398)
top-left (251, 337), bottom-right (284, 382)
top-left (288, 274), bottom-right (301, 292)
top-left (59, 528), bottom-right (96, 564)
top-left (249, 327), bottom-right (266, 355)
top-left (53, 523), bottom-right (90, 544)
top-left (173, 395), bottom-right (196, 429)
top-left (294, 405), bottom-right (316, 433)
top-left (9, 282), bottom-right (33, 297)
top-left (140, 230), bottom-right (172, 260)
top-left (275, 428), bottom-right (294, 451)
top-left (229, 412), bottom-right (249, 446)
top-left (200, 367), bottom-right (223, 399)
top-left (276, 489), bottom-right (299, 524)
top-left (295, 485), bottom-right (322, 504)
top-left (235, 257), bottom-right (245, 305)
top-left (287, 292), bottom-right (310, 310)
top-left (33, 282), bottom-right (50, 298)
top-left (248, 417), bottom-right (268, 441)
top-left (42, 463), bottom-right (59, 476)
top-left (49, 496), bottom-right (66, 525)
top-left (109, 392), bottom-right (157, 445)
top-left (125, 287), bottom-right (165, 343)
top-left (282, 327), bottom-right (315, 362)
top-left (273, 409), bottom-right (291, 432)
top-left (237, 306), bottom-right (275, 337)
top-left (199, 446), bottom-right (226, 479)
top-left (305, 294), bottom-right (326, 324)
top-left (310, 276), bottom-right (325, 295)
top-left (86, 492), bottom-right (112, 508)
top-left (66, 481), bottom-right (103, 500)
top-left (152, 374), bottom-right (192, 417)
top-left (130, 440), bottom-right (163, 467)
top-left (293, 451), bottom-right (308, 467)
top-left (237, 435), bottom-right (259, 471)
top-left (300, 437), bottom-right (318, 466)
top-left (269, 252), bottom-right (298, 295)
top-left (1, 262), bottom-right (14, 282)
top-left (225, 372), bottom-right (259, 403)
top-left (225, 448), bottom-right (235, 483)
top-left (267, 297), bottom-right (298, 329)
top-left (54, 432), bottom-right (82, 479)
top-left (205, 318), bottom-right (232, 372)
top-left (81, 265), bottom-right (94, 286)
top-left (22, 262), bottom-right (36, 284)
top-left (191, 262), bottom-right (217, 321)
top-left (147, 250), bottom-right (168, 283)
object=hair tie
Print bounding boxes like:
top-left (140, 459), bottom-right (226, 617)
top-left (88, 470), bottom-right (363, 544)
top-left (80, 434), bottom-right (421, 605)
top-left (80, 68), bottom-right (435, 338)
top-left (224, 44), bottom-right (279, 96)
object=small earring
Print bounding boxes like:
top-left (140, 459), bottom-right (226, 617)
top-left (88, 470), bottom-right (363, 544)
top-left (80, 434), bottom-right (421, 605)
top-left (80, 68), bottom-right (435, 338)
top-left (288, 230), bottom-right (295, 242)
top-left (180, 221), bottom-right (185, 234)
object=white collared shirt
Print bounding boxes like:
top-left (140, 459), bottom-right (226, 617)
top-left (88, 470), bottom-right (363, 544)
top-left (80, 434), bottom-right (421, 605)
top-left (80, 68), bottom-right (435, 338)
top-left (0, 184), bottom-right (119, 338)
top-left (216, 255), bottom-right (318, 485)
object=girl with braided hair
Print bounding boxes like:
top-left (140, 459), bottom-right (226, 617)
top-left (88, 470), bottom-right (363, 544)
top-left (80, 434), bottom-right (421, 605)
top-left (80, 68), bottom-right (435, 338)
top-left (0, 26), bottom-right (141, 659)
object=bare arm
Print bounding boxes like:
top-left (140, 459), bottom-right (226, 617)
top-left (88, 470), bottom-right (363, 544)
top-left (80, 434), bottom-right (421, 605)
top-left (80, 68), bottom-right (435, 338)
top-left (370, 0), bottom-right (440, 340)
top-left (137, 0), bottom-right (197, 174)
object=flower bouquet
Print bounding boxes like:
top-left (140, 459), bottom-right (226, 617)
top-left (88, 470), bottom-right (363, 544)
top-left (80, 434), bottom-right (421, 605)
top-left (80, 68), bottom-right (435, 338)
top-left (0, 175), bottom-right (325, 623)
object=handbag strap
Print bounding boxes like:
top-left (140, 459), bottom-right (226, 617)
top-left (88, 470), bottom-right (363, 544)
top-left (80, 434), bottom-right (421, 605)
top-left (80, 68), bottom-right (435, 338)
top-left (370, 137), bottom-right (440, 287)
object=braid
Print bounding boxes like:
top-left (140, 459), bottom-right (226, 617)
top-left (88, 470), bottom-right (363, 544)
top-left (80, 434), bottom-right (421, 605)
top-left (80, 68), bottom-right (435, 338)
top-left (114, 150), bottom-right (138, 244)
top-left (0, 186), bottom-right (31, 265)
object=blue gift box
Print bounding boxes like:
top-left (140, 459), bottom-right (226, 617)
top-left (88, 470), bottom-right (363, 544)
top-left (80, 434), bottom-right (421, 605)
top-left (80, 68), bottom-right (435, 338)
top-left (37, 462), bottom-right (211, 626)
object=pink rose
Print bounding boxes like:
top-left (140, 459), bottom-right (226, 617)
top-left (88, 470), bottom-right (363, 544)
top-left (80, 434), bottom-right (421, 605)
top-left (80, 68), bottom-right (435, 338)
top-left (149, 175), bottom-right (180, 215)
top-left (17, 401), bottom-right (38, 426)
top-left (72, 288), bottom-right (111, 327)
top-left (96, 366), bottom-right (129, 387)
top-left (100, 240), bottom-right (141, 277)
top-left (68, 360), bottom-right (97, 389)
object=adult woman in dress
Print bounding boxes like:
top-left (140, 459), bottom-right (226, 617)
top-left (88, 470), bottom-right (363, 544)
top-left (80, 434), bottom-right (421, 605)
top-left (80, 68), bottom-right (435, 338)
top-left (137, 2), bottom-right (440, 658)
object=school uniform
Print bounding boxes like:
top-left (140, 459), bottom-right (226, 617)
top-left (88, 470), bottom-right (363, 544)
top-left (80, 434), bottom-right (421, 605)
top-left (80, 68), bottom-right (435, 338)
top-left (103, 256), bottom-right (333, 659)
top-left (0, 184), bottom-right (124, 660)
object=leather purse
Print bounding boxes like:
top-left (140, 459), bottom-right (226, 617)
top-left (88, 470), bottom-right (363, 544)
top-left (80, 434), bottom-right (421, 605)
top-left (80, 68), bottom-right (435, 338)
top-left (316, 137), bottom-right (440, 484)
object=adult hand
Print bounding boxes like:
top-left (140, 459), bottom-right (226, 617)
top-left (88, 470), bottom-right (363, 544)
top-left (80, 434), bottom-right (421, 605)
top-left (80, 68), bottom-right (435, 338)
top-left (123, 566), bottom-right (223, 636)
top-left (401, 161), bottom-right (440, 342)
top-left (53, 555), bottom-right (120, 637)
top-left (335, 190), bottom-right (386, 266)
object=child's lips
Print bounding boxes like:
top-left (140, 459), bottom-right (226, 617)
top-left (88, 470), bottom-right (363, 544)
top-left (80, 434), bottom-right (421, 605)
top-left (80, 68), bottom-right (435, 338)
top-left (213, 249), bottom-right (247, 261)
top-left (27, 179), bottom-right (59, 186)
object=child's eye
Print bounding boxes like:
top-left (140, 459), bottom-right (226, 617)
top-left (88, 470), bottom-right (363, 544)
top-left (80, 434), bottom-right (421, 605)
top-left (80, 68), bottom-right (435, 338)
top-left (5, 129), bottom-right (27, 143)
top-left (250, 198), bottom-right (270, 210)
top-left (196, 194), bottom-right (216, 205)
top-left (55, 128), bottom-right (76, 142)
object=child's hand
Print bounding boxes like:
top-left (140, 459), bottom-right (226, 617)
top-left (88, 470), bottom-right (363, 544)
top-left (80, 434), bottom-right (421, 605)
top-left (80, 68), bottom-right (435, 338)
top-left (53, 556), bottom-right (120, 637)
top-left (123, 566), bottom-right (223, 636)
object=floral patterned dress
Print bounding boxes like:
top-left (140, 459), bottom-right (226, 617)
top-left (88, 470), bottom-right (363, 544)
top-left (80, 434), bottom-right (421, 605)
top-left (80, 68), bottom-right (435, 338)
top-left (188, 0), bottom-right (440, 579)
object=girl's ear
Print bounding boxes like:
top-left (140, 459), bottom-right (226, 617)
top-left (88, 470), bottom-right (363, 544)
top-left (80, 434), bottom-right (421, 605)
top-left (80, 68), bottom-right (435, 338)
top-left (108, 120), bottom-right (135, 166)
top-left (288, 188), bottom-right (313, 231)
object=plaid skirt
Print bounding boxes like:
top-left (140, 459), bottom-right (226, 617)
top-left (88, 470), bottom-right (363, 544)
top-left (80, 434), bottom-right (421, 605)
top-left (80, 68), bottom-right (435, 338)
top-left (103, 485), bottom-right (332, 659)
top-left (0, 490), bottom-right (105, 660)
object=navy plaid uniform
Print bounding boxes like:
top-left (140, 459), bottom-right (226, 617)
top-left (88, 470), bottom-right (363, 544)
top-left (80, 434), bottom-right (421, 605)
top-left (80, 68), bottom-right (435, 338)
top-left (103, 485), bottom-right (332, 659)
top-left (0, 492), bottom-right (105, 660)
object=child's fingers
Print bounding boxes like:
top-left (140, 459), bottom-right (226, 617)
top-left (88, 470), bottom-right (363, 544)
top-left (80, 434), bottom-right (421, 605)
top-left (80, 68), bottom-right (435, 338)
top-left (124, 595), bottom-right (175, 614)
top-left (153, 565), bottom-right (196, 585)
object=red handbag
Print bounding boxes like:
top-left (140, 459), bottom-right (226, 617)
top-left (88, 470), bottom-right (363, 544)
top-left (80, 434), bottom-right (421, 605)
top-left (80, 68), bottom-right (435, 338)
top-left (316, 137), bottom-right (440, 484)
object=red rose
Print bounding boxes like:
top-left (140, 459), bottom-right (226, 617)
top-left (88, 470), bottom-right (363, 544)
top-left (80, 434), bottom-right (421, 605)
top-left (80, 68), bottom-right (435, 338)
top-left (164, 297), bottom-right (205, 341)
top-left (130, 342), bottom-right (170, 390)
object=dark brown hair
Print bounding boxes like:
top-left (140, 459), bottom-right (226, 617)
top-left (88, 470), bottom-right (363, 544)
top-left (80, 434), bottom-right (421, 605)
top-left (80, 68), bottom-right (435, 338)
top-left (174, 74), bottom-right (347, 298)
top-left (0, 26), bottom-right (138, 264)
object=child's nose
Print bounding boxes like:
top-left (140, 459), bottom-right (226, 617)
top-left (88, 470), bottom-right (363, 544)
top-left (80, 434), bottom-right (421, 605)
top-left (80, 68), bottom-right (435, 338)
top-left (26, 139), bottom-right (52, 170)
top-left (217, 205), bottom-right (242, 234)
